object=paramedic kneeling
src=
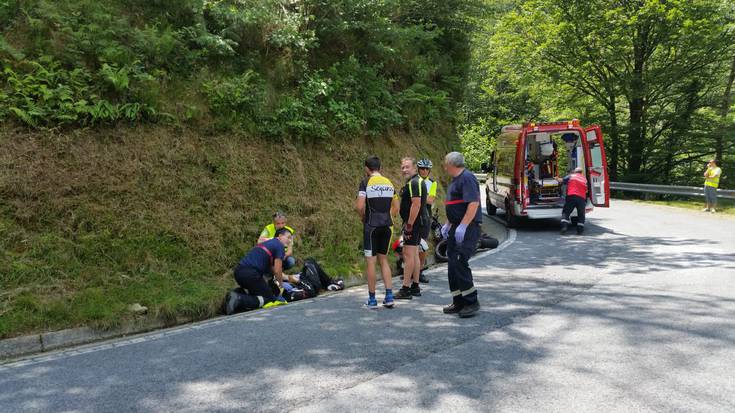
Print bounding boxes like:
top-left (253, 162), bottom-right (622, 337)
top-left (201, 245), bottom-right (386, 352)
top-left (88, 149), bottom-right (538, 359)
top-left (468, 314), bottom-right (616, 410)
top-left (441, 152), bottom-right (482, 318)
top-left (558, 167), bottom-right (588, 235)
top-left (234, 228), bottom-right (293, 307)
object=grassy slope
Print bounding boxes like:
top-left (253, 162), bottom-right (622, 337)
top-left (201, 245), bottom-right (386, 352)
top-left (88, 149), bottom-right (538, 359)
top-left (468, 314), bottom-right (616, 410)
top-left (0, 125), bottom-right (454, 338)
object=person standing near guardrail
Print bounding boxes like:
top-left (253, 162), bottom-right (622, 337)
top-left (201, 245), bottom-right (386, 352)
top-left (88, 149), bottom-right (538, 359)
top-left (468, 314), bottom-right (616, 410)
top-left (703, 159), bottom-right (722, 213)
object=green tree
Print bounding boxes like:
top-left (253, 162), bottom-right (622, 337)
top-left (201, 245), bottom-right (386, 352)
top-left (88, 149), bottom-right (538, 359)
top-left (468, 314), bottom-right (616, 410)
top-left (463, 0), bottom-right (735, 186)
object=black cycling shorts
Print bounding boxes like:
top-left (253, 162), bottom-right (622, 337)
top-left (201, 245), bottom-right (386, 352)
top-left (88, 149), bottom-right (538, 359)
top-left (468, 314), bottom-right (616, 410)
top-left (403, 223), bottom-right (425, 246)
top-left (364, 225), bottom-right (392, 257)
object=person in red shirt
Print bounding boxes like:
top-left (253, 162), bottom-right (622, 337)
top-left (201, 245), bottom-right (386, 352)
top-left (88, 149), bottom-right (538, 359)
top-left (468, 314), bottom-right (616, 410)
top-left (556, 167), bottom-right (588, 235)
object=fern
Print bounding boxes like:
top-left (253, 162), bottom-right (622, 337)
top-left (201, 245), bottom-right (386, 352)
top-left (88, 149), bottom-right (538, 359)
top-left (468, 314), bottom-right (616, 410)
top-left (9, 107), bottom-right (35, 126)
top-left (99, 63), bottom-right (130, 94)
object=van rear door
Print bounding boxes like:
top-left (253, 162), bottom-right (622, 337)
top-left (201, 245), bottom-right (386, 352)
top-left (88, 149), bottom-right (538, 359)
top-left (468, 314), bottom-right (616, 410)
top-left (517, 131), bottom-right (528, 209)
top-left (583, 125), bottom-right (610, 207)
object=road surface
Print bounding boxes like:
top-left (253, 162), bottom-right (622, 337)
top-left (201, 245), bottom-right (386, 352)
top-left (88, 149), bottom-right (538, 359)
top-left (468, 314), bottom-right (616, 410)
top-left (1, 200), bottom-right (734, 412)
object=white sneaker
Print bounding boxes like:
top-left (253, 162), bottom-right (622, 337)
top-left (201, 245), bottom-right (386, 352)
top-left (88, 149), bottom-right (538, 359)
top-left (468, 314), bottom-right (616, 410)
top-left (703, 208), bottom-right (710, 212)
top-left (710, 209), bottom-right (716, 213)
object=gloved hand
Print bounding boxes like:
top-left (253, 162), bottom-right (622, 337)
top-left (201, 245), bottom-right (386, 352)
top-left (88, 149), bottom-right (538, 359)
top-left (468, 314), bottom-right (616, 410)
top-left (441, 223), bottom-right (451, 239)
top-left (454, 223), bottom-right (467, 244)
top-left (403, 223), bottom-right (413, 240)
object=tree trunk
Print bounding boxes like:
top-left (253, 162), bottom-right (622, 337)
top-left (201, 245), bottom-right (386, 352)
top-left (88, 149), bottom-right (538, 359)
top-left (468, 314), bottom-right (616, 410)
top-left (665, 80), bottom-right (700, 184)
top-left (717, 53), bottom-right (735, 162)
top-left (607, 95), bottom-right (620, 181)
top-left (627, 33), bottom-right (647, 182)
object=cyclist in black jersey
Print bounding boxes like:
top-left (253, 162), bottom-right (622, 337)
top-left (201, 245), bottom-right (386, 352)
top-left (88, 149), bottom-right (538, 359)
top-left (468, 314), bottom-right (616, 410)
top-left (417, 158), bottom-right (437, 283)
top-left (394, 157), bottom-right (428, 300)
top-left (355, 156), bottom-right (399, 309)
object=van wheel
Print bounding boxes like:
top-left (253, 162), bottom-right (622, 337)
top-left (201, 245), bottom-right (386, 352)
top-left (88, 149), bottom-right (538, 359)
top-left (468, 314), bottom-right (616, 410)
top-left (486, 198), bottom-right (497, 216)
top-left (506, 211), bottom-right (519, 228)
top-left (504, 201), bottom-right (519, 228)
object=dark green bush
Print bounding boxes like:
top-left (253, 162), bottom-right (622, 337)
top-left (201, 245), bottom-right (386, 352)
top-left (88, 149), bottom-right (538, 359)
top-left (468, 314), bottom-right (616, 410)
top-left (203, 70), bottom-right (267, 132)
top-left (0, 57), bottom-right (156, 126)
top-left (0, 0), bottom-right (475, 135)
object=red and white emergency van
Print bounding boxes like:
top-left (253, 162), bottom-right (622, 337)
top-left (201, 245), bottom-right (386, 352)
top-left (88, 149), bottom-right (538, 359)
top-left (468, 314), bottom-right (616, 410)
top-left (485, 120), bottom-right (610, 226)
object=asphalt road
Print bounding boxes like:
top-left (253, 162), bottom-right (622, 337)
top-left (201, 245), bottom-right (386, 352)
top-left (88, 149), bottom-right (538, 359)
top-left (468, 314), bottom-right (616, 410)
top-left (2, 200), bottom-right (734, 412)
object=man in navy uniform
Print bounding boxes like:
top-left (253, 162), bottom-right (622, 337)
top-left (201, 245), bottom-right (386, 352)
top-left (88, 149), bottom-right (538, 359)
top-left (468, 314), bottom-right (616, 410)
top-left (441, 152), bottom-right (482, 318)
top-left (225, 228), bottom-right (292, 314)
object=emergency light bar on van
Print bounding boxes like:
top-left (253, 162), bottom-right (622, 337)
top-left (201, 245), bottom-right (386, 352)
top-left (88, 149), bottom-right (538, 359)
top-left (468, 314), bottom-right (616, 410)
top-left (524, 120), bottom-right (580, 128)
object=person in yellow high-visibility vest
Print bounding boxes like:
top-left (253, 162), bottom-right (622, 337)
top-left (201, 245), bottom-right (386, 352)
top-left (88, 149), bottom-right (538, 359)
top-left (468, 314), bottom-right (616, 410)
top-left (258, 212), bottom-right (297, 269)
top-left (703, 159), bottom-right (722, 213)
top-left (417, 158), bottom-right (437, 284)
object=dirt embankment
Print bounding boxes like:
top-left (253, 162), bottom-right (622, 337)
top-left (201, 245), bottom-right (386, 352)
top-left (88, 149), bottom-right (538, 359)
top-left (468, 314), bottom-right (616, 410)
top-left (0, 125), bottom-right (455, 338)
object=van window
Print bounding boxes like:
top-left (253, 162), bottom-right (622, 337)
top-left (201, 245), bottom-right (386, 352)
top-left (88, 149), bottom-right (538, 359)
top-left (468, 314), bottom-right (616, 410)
top-left (574, 146), bottom-right (586, 171)
top-left (590, 142), bottom-right (603, 167)
top-left (496, 145), bottom-right (514, 176)
top-left (495, 132), bottom-right (518, 177)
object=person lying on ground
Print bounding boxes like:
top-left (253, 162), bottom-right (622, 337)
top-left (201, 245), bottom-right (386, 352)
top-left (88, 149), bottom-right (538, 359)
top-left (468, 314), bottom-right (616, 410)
top-left (280, 258), bottom-right (345, 302)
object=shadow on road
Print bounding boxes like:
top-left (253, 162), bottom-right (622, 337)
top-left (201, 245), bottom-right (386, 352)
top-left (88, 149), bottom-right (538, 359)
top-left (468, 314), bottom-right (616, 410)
top-left (2, 208), bottom-right (735, 412)
top-left (491, 210), bottom-right (735, 276)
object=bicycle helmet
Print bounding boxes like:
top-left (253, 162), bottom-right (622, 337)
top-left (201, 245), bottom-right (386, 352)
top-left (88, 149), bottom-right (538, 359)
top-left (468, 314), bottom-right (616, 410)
top-left (417, 159), bottom-right (433, 169)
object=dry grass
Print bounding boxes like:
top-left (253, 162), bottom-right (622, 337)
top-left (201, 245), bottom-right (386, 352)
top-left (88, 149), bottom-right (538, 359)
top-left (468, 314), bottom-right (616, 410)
top-left (0, 125), bottom-right (455, 338)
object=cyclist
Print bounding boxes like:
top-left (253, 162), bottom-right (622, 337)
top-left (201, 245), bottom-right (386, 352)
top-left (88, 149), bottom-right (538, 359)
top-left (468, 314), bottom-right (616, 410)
top-left (395, 157), bottom-right (428, 300)
top-left (356, 155), bottom-right (399, 308)
top-left (417, 158), bottom-right (437, 283)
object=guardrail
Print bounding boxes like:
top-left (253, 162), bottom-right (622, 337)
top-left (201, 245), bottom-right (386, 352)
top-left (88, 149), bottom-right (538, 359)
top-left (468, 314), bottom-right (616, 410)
top-left (475, 173), bottom-right (734, 200)
top-left (610, 182), bottom-right (735, 200)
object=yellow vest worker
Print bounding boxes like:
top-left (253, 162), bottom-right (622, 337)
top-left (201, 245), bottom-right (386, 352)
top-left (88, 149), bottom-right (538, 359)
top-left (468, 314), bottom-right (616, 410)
top-left (703, 160), bottom-right (722, 212)
top-left (258, 212), bottom-right (297, 269)
top-left (259, 223), bottom-right (296, 239)
top-left (704, 166), bottom-right (722, 188)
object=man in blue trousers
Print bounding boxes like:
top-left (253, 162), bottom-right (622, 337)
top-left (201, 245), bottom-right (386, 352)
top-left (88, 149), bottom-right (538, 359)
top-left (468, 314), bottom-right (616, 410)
top-left (441, 152), bottom-right (481, 318)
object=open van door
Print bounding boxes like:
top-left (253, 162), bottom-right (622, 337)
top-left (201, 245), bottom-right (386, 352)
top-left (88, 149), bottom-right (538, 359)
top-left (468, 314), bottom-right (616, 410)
top-left (583, 125), bottom-right (610, 207)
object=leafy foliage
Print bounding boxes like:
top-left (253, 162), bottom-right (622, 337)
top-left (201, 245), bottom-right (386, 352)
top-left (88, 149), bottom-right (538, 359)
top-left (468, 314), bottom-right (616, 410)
top-left (459, 119), bottom-right (495, 171)
top-left (461, 0), bottom-right (735, 188)
top-left (0, 58), bottom-right (157, 126)
top-left (1, 0), bottom-right (476, 138)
